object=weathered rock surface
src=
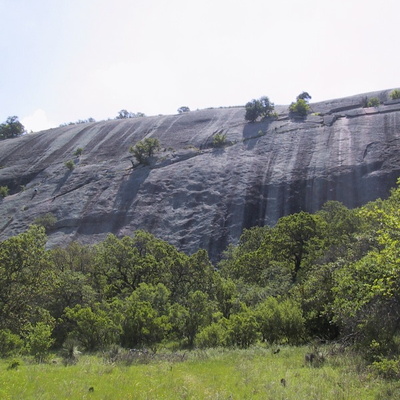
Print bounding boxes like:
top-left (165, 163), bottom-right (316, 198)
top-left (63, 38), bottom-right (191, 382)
top-left (0, 89), bottom-right (399, 260)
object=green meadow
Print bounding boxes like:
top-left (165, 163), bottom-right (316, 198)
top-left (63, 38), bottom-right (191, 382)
top-left (1, 346), bottom-right (400, 400)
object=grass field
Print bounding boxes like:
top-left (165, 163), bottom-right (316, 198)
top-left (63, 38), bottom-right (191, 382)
top-left (1, 346), bottom-right (400, 399)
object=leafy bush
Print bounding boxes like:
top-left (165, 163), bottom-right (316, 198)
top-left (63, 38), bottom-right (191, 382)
top-left (129, 138), bottom-right (161, 165)
top-left (74, 148), bottom-right (83, 156)
top-left (63, 304), bottom-right (122, 351)
top-left (0, 329), bottom-right (23, 357)
top-left (0, 185), bottom-right (9, 198)
top-left (195, 321), bottom-right (228, 348)
top-left (7, 358), bottom-right (22, 370)
top-left (64, 160), bottom-right (75, 170)
top-left (371, 358), bottom-right (400, 380)
top-left (245, 96), bottom-right (275, 122)
top-left (366, 97), bottom-right (380, 107)
top-left (33, 213), bottom-right (57, 232)
top-left (25, 321), bottom-right (55, 362)
top-left (226, 308), bottom-right (259, 348)
top-left (389, 89), bottom-right (400, 100)
top-left (212, 132), bottom-right (227, 148)
top-left (255, 297), bottom-right (305, 344)
top-left (289, 98), bottom-right (311, 117)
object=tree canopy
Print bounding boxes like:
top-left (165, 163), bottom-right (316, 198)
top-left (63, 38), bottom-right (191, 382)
top-left (0, 116), bottom-right (26, 140)
top-left (129, 138), bottom-right (161, 165)
top-left (0, 180), bottom-right (400, 363)
top-left (245, 96), bottom-right (275, 122)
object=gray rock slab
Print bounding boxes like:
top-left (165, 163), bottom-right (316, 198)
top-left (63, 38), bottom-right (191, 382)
top-left (0, 90), bottom-right (399, 261)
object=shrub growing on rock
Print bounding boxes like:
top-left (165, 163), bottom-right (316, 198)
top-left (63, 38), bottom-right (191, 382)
top-left (289, 98), bottom-right (310, 117)
top-left (33, 213), bottom-right (57, 232)
top-left (74, 148), bottom-right (83, 156)
top-left (389, 89), bottom-right (400, 100)
top-left (0, 185), bottom-right (9, 198)
top-left (129, 138), bottom-right (161, 165)
top-left (245, 96), bottom-right (275, 122)
top-left (366, 97), bottom-right (380, 107)
top-left (64, 160), bottom-right (75, 170)
top-left (212, 132), bottom-right (227, 148)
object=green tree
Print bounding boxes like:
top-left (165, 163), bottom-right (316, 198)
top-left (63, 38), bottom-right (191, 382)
top-left (226, 307), bottom-right (259, 348)
top-left (93, 232), bottom-right (176, 299)
top-left (120, 286), bottom-right (170, 349)
top-left (331, 181), bottom-right (400, 356)
top-left (245, 96), bottom-right (275, 122)
top-left (0, 116), bottom-right (26, 140)
top-left (63, 304), bottom-right (122, 351)
top-left (129, 138), bottom-right (161, 165)
top-left (272, 211), bottom-right (320, 281)
top-left (24, 321), bottom-right (55, 362)
top-left (296, 92), bottom-right (312, 101)
top-left (0, 226), bottom-right (54, 333)
top-left (169, 291), bottom-right (214, 347)
top-left (255, 297), bottom-right (305, 344)
top-left (0, 329), bottom-right (23, 357)
top-left (292, 263), bottom-right (339, 339)
top-left (195, 319), bottom-right (228, 348)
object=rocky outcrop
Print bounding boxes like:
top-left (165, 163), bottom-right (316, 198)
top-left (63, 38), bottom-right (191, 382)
top-left (0, 89), bottom-right (399, 260)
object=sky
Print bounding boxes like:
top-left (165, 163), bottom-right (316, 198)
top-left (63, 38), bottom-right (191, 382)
top-left (1, 0), bottom-right (400, 132)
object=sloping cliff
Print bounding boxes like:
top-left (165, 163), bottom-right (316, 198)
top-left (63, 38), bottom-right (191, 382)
top-left (0, 89), bottom-right (399, 259)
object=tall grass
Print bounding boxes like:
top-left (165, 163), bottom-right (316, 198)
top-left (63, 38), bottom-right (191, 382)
top-left (1, 346), bottom-right (400, 399)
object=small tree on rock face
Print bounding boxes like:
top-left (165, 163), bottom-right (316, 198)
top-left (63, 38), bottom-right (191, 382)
top-left (297, 92), bottom-right (312, 101)
top-left (177, 106), bottom-right (190, 114)
top-left (245, 96), bottom-right (275, 122)
top-left (129, 138), bottom-right (161, 165)
top-left (0, 116), bottom-right (26, 140)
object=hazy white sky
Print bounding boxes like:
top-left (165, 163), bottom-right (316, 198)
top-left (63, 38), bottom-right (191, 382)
top-left (1, 0), bottom-right (399, 132)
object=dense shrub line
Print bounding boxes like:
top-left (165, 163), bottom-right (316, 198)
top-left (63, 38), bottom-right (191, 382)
top-left (0, 180), bottom-right (399, 367)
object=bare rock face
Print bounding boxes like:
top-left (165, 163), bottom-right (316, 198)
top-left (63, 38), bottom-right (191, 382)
top-left (0, 89), bottom-right (399, 260)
